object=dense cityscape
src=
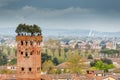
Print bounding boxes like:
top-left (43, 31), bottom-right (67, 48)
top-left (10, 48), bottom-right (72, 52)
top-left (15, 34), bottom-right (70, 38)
top-left (0, 32), bottom-right (120, 79)
top-left (1, 0), bottom-right (120, 80)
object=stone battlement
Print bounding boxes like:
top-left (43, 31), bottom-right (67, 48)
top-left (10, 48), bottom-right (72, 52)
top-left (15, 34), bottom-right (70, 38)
top-left (16, 35), bottom-right (42, 41)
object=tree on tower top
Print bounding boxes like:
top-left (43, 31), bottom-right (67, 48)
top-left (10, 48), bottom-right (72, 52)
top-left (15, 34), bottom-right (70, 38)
top-left (15, 23), bottom-right (42, 36)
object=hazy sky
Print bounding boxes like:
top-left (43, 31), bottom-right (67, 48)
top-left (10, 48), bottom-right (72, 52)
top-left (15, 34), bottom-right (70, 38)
top-left (0, 0), bottom-right (120, 32)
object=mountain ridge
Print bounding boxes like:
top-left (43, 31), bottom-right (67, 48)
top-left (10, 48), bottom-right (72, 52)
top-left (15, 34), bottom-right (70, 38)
top-left (0, 28), bottom-right (120, 37)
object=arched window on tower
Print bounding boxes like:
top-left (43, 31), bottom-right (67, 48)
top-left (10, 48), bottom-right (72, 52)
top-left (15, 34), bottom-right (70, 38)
top-left (30, 41), bottom-right (33, 45)
top-left (25, 52), bottom-right (28, 57)
top-left (29, 68), bottom-right (32, 71)
top-left (21, 51), bottom-right (23, 55)
top-left (21, 41), bottom-right (23, 45)
top-left (21, 67), bottom-right (24, 71)
top-left (30, 51), bottom-right (33, 55)
top-left (26, 41), bottom-right (28, 46)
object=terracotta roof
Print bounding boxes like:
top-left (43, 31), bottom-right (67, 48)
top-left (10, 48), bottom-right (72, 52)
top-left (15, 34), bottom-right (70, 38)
top-left (103, 75), bottom-right (119, 80)
top-left (56, 62), bottom-right (68, 69)
top-left (94, 70), bottom-right (104, 74)
top-left (0, 74), bottom-right (16, 80)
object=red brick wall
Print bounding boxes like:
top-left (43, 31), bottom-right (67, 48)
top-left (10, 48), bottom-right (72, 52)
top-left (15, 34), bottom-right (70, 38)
top-left (16, 36), bottom-right (42, 79)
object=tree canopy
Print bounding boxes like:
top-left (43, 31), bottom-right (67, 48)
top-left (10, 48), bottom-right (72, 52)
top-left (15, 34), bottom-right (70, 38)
top-left (100, 49), bottom-right (119, 54)
top-left (67, 54), bottom-right (86, 74)
top-left (87, 54), bottom-right (93, 59)
top-left (9, 58), bottom-right (17, 65)
top-left (90, 58), bottom-right (114, 72)
top-left (41, 53), bottom-right (52, 64)
top-left (42, 60), bottom-right (55, 74)
top-left (0, 51), bottom-right (8, 66)
top-left (15, 24), bottom-right (42, 35)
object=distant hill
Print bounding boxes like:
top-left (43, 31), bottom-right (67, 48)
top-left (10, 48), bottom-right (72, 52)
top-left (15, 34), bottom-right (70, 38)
top-left (43, 29), bottom-right (120, 37)
top-left (0, 28), bottom-right (120, 37)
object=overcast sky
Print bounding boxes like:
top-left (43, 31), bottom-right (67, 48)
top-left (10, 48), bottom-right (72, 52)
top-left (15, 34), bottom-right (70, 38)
top-left (0, 0), bottom-right (120, 32)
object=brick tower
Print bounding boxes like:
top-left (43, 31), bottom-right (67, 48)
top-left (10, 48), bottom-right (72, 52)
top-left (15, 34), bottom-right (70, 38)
top-left (16, 35), bottom-right (42, 80)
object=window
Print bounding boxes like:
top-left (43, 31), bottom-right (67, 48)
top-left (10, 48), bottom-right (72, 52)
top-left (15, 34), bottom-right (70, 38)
top-left (21, 52), bottom-right (23, 55)
top-left (21, 41), bottom-right (23, 45)
top-left (30, 41), bottom-right (33, 45)
top-left (25, 52), bottom-right (28, 57)
top-left (30, 52), bottom-right (32, 55)
top-left (26, 41), bottom-right (28, 45)
top-left (12, 67), bottom-right (14, 69)
top-left (29, 68), bottom-right (32, 71)
top-left (21, 67), bottom-right (24, 71)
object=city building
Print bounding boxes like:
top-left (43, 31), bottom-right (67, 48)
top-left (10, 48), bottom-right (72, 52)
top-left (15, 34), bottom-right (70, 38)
top-left (106, 41), bottom-right (116, 49)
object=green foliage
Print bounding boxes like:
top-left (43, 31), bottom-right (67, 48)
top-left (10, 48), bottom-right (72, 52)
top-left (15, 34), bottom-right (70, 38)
top-left (41, 53), bottom-right (51, 64)
top-left (87, 54), bottom-right (93, 59)
top-left (100, 49), bottom-right (119, 54)
top-left (0, 45), bottom-right (17, 66)
top-left (94, 60), bottom-right (104, 70)
top-left (101, 58), bottom-right (113, 64)
top-left (15, 23), bottom-right (42, 35)
top-left (42, 60), bottom-right (55, 74)
top-left (90, 61), bottom-right (96, 67)
top-left (56, 69), bottom-right (62, 74)
top-left (94, 61), bottom-right (114, 72)
top-left (67, 54), bottom-right (86, 74)
top-left (0, 51), bottom-right (8, 66)
top-left (64, 48), bottom-right (69, 53)
top-left (104, 64), bottom-right (114, 72)
top-left (43, 39), bottom-right (100, 68)
top-left (90, 59), bottom-right (114, 72)
top-left (52, 57), bottom-right (59, 65)
top-left (9, 58), bottom-right (17, 65)
top-left (90, 58), bottom-right (113, 67)
top-left (0, 69), bottom-right (15, 74)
